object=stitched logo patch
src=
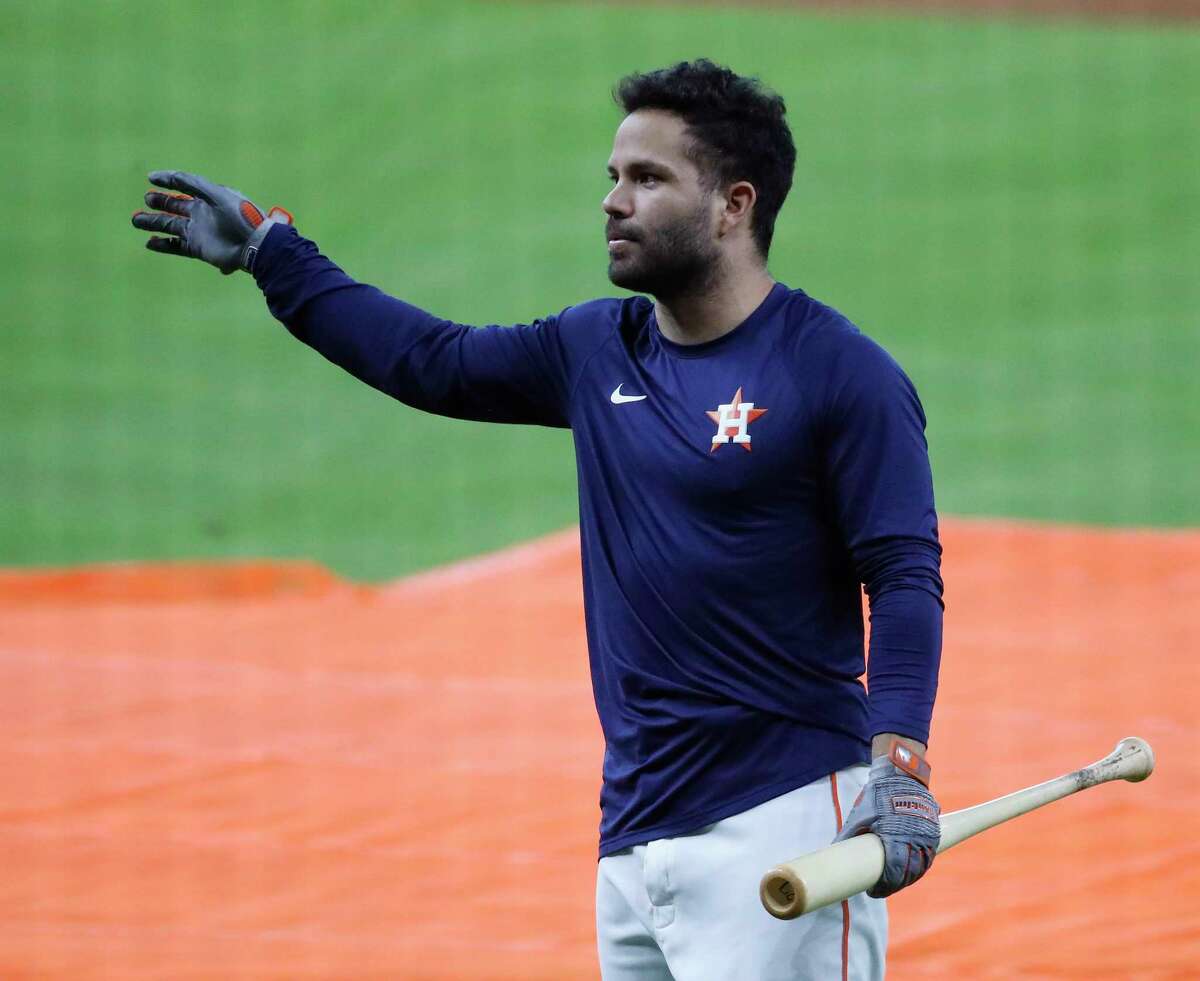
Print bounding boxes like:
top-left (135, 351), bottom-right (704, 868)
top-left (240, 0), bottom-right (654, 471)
top-left (892, 795), bottom-right (938, 823)
top-left (705, 387), bottom-right (767, 453)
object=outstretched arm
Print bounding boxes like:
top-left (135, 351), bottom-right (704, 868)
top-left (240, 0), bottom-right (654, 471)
top-left (132, 171), bottom-right (575, 427)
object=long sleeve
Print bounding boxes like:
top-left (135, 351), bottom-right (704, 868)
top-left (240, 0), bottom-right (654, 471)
top-left (820, 331), bottom-right (944, 745)
top-left (251, 224), bottom-right (572, 428)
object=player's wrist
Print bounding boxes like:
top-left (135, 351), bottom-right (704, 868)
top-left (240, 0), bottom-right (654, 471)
top-left (870, 731), bottom-right (926, 757)
top-left (241, 209), bottom-right (293, 273)
top-left (870, 737), bottom-right (932, 787)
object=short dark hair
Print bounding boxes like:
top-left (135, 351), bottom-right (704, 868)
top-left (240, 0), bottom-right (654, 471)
top-left (614, 59), bottom-right (796, 259)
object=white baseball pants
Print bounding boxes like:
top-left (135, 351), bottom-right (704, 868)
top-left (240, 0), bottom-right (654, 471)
top-left (596, 765), bottom-right (887, 980)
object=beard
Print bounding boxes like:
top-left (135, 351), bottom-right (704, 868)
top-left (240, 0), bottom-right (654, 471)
top-left (607, 204), bottom-right (721, 300)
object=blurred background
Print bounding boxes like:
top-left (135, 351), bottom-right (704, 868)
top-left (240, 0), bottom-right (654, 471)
top-left (1, 1), bottom-right (1197, 977)
top-left (4, 0), bottom-right (1196, 579)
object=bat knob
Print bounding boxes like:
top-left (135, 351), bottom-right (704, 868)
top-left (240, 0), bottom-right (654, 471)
top-left (1115, 736), bottom-right (1155, 783)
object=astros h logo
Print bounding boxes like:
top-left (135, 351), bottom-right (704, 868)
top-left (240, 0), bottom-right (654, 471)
top-left (706, 387), bottom-right (767, 453)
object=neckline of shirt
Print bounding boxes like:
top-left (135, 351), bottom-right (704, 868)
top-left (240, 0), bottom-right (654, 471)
top-left (649, 282), bottom-right (791, 360)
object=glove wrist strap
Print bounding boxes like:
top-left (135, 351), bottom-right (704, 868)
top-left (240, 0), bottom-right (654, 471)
top-left (241, 207), bottom-right (293, 273)
top-left (885, 740), bottom-right (932, 787)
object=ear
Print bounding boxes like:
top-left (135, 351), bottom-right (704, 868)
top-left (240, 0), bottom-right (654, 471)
top-left (718, 180), bottom-right (757, 238)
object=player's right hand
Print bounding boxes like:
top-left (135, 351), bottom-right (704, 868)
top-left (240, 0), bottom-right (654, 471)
top-left (131, 171), bottom-right (292, 275)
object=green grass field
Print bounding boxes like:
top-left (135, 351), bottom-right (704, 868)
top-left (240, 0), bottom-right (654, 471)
top-left (2, 0), bottom-right (1197, 580)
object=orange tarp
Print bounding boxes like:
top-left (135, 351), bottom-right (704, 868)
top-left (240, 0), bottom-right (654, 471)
top-left (0, 518), bottom-right (1196, 977)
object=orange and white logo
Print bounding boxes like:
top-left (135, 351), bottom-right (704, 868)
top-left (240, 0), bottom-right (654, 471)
top-left (706, 387), bottom-right (767, 453)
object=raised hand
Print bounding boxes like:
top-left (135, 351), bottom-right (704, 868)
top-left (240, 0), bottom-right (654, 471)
top-left (131, 171), bottom-right (292, 275)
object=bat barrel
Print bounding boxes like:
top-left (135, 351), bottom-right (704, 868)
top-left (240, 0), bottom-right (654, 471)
top-left (760, 834), bottom-right (885, 920)
top-left (760, 867), bottom-right (803, 919)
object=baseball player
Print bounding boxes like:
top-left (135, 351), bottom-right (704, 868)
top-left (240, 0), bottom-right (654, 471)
top-left (132, 59), bottom-right (943, 981)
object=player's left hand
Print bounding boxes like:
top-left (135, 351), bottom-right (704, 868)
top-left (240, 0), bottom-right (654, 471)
top-left (833, 741), bottom-right (940, 898)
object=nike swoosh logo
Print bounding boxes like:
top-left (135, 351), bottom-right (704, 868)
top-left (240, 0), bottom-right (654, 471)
top-left (610, 384), bottom-right (648, 404)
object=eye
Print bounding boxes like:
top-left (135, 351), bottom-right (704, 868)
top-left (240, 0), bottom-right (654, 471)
top-left (638, 174), bottom-right (659, 187)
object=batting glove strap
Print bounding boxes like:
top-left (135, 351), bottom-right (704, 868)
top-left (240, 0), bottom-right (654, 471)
top-left (241, 208), bottom-right (293, 274)
top-left (886, 739), bottom-right (932, 787)
top-left (834, 755), bottom-right (941, 899)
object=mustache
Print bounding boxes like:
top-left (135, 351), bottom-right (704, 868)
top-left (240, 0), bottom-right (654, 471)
top-left (606, 224), bottom-right (640, 241)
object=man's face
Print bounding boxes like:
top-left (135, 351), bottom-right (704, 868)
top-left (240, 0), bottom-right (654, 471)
top-left (603, 109), bottom-right (722, 298)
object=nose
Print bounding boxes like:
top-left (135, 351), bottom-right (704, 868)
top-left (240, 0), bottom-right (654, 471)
top-left (603, 181), bottom-right (631, 219)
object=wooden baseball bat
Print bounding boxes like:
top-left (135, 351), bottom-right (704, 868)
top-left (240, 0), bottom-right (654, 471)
top-left (759, 736), bottom-right (1155, 920)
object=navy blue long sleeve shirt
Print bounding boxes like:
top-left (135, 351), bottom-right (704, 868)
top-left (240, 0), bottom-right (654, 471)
top-left (253, 225), bottom-right (944, 856)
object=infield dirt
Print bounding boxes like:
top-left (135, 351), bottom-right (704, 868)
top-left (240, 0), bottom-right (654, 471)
top-left (1, 517), bottom-right (1195, 977)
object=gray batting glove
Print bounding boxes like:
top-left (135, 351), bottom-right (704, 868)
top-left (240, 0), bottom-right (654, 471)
top-left (833, 741), bottom-right (940, 898)
top-left (131, 170), bottom-right (293, 275)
